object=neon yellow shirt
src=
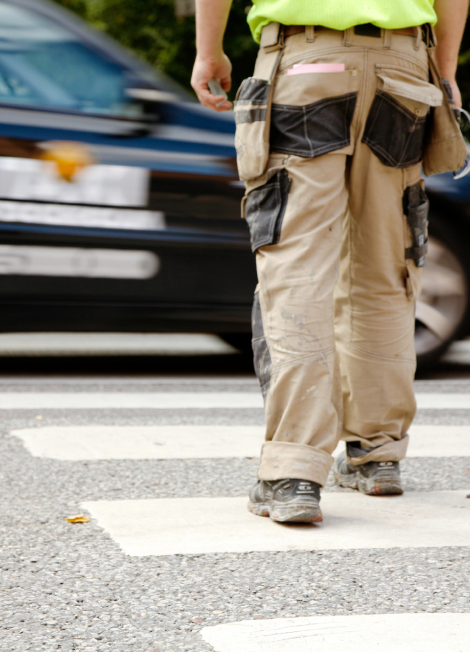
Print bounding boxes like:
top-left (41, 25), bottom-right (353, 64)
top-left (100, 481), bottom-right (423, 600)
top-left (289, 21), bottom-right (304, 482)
top-left (247, 0), bottom-right (437, 44)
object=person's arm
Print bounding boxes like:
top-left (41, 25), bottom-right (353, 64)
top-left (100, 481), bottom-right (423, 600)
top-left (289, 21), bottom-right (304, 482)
top-left (434, 0), bottom-right (469, 107)
top-left (191, 0), bottom-right (233, 111)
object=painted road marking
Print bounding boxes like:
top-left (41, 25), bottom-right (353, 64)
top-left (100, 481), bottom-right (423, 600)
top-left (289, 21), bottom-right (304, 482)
top-left (415, 393), bottom-right (470, 409)
top-left (0, 392), bottom-right (469, 410)
top-left (12, 424), bottom-right (470, 460)
top-left (406, 424), bottom-right (470, 457)
top-left (0, 333), bottom-right (235, 356)
top-left (0, 392), bottom-right (263, 410)
top-left (82, 491), bottom-right (470, 557)
top-left (200, 613), bottom-right (470, 652)
top-left (12, 425), bottom-right (264, 460)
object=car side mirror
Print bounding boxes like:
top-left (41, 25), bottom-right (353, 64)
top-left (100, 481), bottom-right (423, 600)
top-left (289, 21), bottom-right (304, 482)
top-left (125, 87), bottom-right (179, 120)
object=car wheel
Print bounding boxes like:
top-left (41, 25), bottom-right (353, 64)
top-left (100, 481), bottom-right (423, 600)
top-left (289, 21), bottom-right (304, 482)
top-left (415, 212), bottom-right (470, 369)
top-left (218, 333), bottom-right (253, 355)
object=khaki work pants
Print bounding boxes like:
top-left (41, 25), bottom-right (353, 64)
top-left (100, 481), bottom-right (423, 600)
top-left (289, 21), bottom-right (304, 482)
top-left (235, 26), bottom-right (439, 486)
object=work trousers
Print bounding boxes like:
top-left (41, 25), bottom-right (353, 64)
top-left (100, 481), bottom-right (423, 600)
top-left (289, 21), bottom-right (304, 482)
top-left (235, 26), bottom-right (439, 486)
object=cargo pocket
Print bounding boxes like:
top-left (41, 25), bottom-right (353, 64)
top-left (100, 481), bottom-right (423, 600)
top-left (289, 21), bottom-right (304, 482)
top-left (234, 77), bottom-right (272, 182)
top-left (270, 69), bottom-right (359, 158)
top-left (363, 67), bottom-right (443, 168)
top-left (252, 290), bottom-right (271, 398)
top-left (403, 181), bottom-right (429, 299)
top-left (244, 169), bottom-right (291, 252)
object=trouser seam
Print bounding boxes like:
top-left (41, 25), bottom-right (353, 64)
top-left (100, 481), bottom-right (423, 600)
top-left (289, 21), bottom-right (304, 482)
top-left (336, 336), bottom-right (416, 364)
top-left (267, 345), bottom-right (336, 373)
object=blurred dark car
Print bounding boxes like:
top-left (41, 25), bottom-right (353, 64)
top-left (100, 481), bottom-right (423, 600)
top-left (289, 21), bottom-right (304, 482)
top-left (0, 0), bottom-right (254, 342)
top-left (0, 0), bottom-right (468, 368)
top-left (417, 172), bottom-right (470, 367)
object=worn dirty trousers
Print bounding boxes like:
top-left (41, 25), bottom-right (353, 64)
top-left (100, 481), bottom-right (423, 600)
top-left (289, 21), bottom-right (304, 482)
top-left (235, 26), bottom-right (440, 486)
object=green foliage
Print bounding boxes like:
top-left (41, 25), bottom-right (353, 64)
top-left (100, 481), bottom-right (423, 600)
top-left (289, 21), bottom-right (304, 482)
top-left (51, 0), bottom-right (470, 109)
top-left (52, 0), bottom-right (88, 17)
top-left (52, 0), bottom-right (258, 98)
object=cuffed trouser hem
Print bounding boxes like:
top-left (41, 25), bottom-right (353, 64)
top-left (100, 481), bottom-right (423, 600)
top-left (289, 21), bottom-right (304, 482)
top-left (258, 442), bottom-right (333, 487)
top-left (345, 434), bottom-right (409, 466)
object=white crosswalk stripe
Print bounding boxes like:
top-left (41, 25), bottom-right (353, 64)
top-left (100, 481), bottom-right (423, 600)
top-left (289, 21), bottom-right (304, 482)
top-left (12, 425), bottom-right (265, 460)
top-left (12, 423), bottom-right (470, 460)
top-left (82, 491), bottom-right (470, 557)
top-left (0, 392), bottom-right (263, 410)
top-left (200, 613), bottom-right (470, 652)
top-left (1, 391), bottom-right (470, 410)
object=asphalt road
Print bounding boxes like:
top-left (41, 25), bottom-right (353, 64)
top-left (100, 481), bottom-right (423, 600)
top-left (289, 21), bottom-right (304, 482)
top-left (0, 334), bottom-right (469, 652)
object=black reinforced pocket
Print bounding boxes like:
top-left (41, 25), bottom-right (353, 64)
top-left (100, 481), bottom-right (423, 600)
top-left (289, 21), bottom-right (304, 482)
top-left (244, 169), bottom-right (291, 252)
top-left (363, 90), bottom-right (428, 168)
top-left (269, 68), bottom-right (360, 158)
top-left (270, 92), bottom-right (357, 158)
top-left (234, 77), bottom-right (271, 182)
top-left (404, 181), bottom-right (429, 267)
top-left (362, 67), bottom-right (443, 168)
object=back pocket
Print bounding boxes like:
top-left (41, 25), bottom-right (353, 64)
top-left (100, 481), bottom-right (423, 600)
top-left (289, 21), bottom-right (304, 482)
top-left (362, 67), bottom-right (443, 168)
top-left (244, 169), bottom-right (291, 252)
top-left (270, 69), bottom-right (359, 158)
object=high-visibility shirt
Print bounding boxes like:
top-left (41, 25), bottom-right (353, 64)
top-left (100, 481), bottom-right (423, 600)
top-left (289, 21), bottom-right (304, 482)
top-left (247, 0), bottom-right (437, 44)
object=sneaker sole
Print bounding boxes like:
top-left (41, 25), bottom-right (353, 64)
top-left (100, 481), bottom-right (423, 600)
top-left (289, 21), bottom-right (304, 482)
top-left (247, 500), bottom-right (323, 523)
top-left (333, 468), bottom-right (403, 496)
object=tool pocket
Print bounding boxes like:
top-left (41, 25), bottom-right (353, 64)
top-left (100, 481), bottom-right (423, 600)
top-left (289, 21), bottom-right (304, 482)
top-left (403, 180), bottom-right (429, 299)
top-left (404, 181), bottom-right (429, 267)
top-left (363, 67), bottom-right (443, 168)
top-left (234, 77), bottom-right (273, 182)
top-left (244, 169), bottom-right (291, 252)
top-left (422, 49), bottom-right (467, 176)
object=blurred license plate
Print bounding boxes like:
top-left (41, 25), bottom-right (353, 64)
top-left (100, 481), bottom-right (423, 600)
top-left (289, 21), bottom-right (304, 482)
top-left (0, 245), bottom-right (159, 279)
top-left (0, 200), bottom-right (165, 231)
top-left (0, 157), bottom-right (149, 206)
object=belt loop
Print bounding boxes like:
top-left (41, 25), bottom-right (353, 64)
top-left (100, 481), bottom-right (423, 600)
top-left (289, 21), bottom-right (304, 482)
top-left (413, 25), bottom-right (422, 51)
top-left (383, 28), bottom-right (392, 49)
top-left (422, 23), bottom-right (436, 49)
top-left (305, 25), bottom-right (315, 43)
top-left (343, 28), bottom-right (353, 47)
top-left (422, 23), bottom-right (430, 47)
top-left (261, 22), bottom-right (284, 52)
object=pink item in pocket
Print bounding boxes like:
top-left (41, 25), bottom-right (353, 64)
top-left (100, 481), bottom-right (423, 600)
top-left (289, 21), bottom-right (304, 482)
top-left (287, 63), bottom-right (346, 75)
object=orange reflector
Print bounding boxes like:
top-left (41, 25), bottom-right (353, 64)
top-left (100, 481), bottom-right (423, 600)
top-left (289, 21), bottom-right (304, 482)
top-left (41, 141), bottom-right (94, 182)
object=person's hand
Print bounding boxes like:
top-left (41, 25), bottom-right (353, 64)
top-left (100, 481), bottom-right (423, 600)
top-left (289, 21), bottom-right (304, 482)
top-left (191, 52), bottom-right (233, 111)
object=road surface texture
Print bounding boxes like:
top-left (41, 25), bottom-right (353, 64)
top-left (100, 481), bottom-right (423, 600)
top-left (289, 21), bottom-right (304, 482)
top-left (0, 334), bottom-right (469, 652)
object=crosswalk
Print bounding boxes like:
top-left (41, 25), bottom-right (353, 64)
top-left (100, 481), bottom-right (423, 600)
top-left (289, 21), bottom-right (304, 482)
top-left (82, 491), bottom-right (470, 556)
top-left (7, 376), bottom-right (470, 651)
top-left (11, 424), bottom-right (470, 459)
top-left (1, 391), bottom-right (470, 410)
top-left (201, 613), bottom-right (470, 652)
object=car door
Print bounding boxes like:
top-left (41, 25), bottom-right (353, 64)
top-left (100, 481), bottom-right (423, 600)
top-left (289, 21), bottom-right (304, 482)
top-left (0, 0), bottom-right (255, 333)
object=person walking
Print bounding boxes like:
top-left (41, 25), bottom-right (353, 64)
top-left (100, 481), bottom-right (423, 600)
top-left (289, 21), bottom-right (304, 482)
top-left (191, 0), bottom-right (468, 523)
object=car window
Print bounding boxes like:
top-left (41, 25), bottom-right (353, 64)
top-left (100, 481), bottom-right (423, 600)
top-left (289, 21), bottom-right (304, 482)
top-left (0, 2), bottom-right (139, 116)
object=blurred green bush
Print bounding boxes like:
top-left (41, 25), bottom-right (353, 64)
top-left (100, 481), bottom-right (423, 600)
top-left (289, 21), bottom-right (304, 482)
top-left (52, 0), bottom-right (258, 99)
top-left (53, 0), bottom-right (469, 107)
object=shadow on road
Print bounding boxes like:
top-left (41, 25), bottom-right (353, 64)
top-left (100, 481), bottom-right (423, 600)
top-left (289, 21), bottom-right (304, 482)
top-left (0, 353), bottom-right (255, 377)
top-left (415, 360), bottom-right (470, 380)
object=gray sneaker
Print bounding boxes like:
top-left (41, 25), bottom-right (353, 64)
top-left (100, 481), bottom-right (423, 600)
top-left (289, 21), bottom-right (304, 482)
top-left (333, 451), bottom-right (403, 496)
top-left (248, 478), bottom-right (323, 523)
